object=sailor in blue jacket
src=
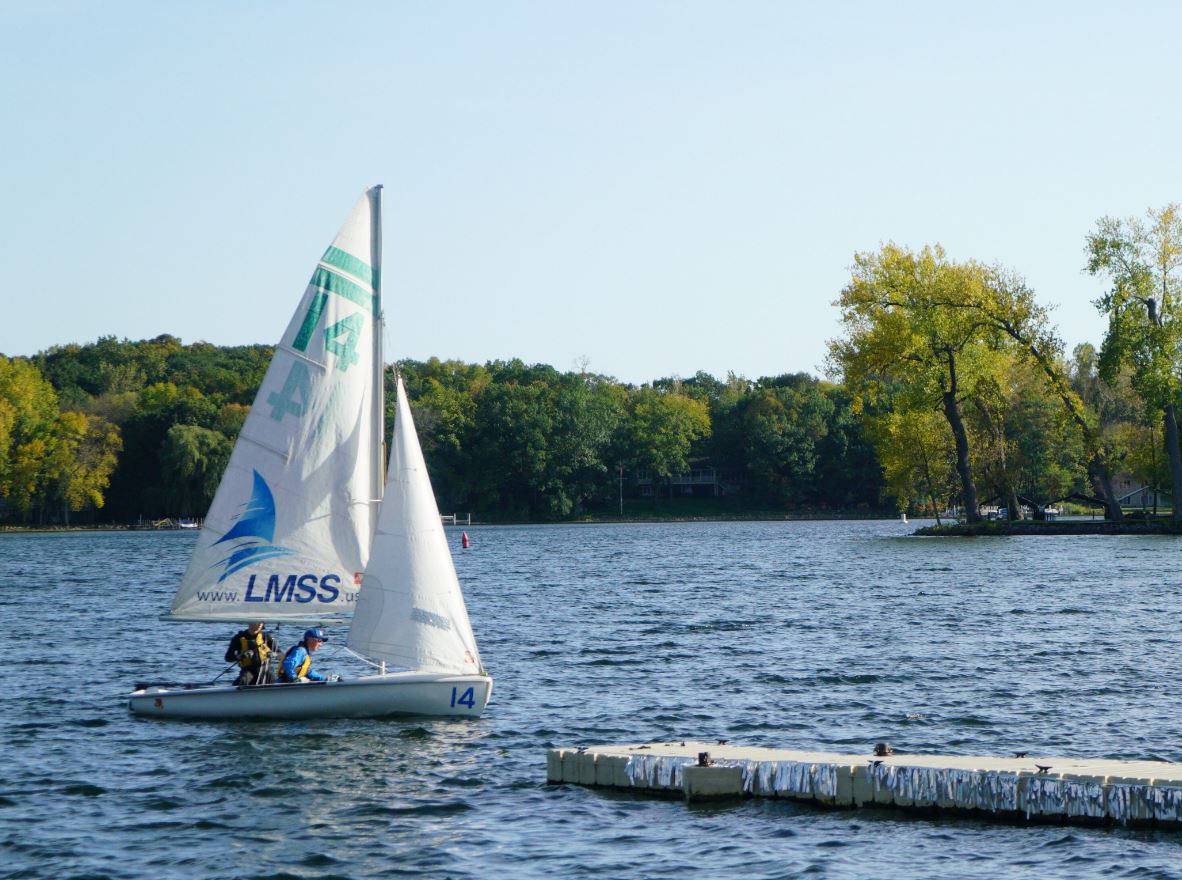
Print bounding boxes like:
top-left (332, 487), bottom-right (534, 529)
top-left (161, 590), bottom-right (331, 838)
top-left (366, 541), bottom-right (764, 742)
top-left (280, 628), bottom-right (331, 682)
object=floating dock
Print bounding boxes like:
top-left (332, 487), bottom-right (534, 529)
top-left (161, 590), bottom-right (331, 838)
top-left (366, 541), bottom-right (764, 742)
top-left (547, 741), bottom-right (1182, 828)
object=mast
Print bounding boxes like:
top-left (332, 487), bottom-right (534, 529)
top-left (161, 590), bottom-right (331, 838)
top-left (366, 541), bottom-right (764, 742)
top-left (368, 184), bottom-right (385, 502)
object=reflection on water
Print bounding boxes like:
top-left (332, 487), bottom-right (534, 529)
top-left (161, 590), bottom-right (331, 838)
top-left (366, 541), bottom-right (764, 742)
top-left (2, 522), bottom-right (1182, 878)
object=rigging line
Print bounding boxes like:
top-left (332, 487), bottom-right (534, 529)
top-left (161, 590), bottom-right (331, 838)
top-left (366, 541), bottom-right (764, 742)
top-left (210, 662), bottom-right (237, 684)
top-left (342, 646), bottom-right (385, 669)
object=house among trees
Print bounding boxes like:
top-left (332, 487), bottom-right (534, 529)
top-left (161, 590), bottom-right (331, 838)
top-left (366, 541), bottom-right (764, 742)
top-left (1112, 472), bottom-right (1169, 511)
top-left (634, 460), bottom-right (740, 498)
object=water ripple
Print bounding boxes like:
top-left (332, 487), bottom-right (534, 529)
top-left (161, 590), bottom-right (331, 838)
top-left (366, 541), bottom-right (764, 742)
top-left (3, 524), bottom-right (1182, 879)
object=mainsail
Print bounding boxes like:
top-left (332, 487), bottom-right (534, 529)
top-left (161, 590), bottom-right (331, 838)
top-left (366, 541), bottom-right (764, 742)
top-left (169, 187), bottom-right (385, 622)
top-left (346, 378), bottom-right (483, 674)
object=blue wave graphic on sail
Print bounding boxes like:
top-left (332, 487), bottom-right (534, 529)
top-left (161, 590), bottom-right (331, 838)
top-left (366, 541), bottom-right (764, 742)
top-left (213, 470), bottom-right (295, 582)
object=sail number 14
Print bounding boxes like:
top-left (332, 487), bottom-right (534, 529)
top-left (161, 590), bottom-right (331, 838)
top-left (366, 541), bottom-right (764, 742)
top-left (450, 686), bottom-right (476, 709)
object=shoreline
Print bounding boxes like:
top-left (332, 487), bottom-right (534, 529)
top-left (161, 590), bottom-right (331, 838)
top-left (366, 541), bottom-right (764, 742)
top-left (914, 520), bottom-right (1182, 536)
top-left (1, 512), bottom-right (906, 533)
top-left (6, 517), bottom-right (1173, 536)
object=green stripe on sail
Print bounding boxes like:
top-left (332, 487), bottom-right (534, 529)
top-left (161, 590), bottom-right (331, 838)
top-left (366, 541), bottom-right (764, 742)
top-left (309, 266), bottom-right (378, 315)
top-left (293, 292), bottom-right (328, 352)
top-left (321, 246), bottom-right (375, 287)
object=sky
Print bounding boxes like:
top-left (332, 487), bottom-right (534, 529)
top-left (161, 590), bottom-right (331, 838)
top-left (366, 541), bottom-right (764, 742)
top-left (3, 1), bottom-right (1181, 385)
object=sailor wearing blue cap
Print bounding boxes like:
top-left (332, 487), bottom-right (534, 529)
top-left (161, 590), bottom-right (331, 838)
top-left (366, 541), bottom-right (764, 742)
top-left (279, 628), bottom-right (335, 683)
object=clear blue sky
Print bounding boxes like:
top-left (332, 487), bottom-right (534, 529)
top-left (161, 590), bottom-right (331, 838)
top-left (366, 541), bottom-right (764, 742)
top-left (4, 1), bottom-right (1178, 384)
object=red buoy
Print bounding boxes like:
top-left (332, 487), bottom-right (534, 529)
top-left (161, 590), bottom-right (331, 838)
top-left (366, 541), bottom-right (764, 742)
top-left (461, 531), bottom-right (470, 549)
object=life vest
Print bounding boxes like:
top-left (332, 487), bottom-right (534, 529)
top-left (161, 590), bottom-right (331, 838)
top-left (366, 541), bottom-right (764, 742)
top-left (233, 630), bottom-right (273, 669)
top-left (281, 643), bottom-right (313, 681)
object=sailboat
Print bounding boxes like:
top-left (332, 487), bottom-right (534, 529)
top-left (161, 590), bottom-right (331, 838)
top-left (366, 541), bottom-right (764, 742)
top-left (128, 186), bottom-right (492, 719)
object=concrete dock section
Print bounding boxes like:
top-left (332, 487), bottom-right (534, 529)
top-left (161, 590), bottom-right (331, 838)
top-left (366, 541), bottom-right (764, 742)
top-left (547, 741), bottom-right (1182, 828)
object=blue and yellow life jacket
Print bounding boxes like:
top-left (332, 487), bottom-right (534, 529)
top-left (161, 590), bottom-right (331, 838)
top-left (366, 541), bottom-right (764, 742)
top-left (280, 643), bottom-right (313, 681)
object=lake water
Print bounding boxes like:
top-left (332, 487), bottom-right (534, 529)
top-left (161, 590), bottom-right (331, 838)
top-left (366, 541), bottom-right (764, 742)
top-left (3, 521), bottom-right (1182, 879)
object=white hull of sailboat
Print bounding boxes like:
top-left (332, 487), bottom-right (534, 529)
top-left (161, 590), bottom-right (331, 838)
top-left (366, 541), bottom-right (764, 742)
top-left (128, 672), bottom-right (492, 720)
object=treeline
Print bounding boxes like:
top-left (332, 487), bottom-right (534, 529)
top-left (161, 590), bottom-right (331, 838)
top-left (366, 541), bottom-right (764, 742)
top-left (398, 360), bottom-right (881, 519)
top-left (5, 203), bottom-right (1180, 525)
top-left (0, 337), bottom-right (882, 524)
top-left (828, 204), bottom-right (1182, 522)
top-left (3, 335), bottom-right (270, 525)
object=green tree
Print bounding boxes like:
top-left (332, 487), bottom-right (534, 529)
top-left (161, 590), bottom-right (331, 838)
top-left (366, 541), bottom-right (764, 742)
top-left (967, 354), bottom-right (1024, 519)
top-left (830, 244), bottom-right (1012, 522)
top-left (159, 424), bottom-right (233, 515)
top-left (868, 407), bottom-right (956, 519)
top-left (463, 379), bottom-right (555, 518)
top-left (726, 375), bottom-right (834, 506)
top-left (398, 359), bottom-right (485, 506)
top-left (105, 384), bottom-right (221, 520)
top-left (166, 341), bottom-right (272, 404)
top-left (0, 357), bottom-right (60, 518)
top-left (622, 387), bottom-right (711, 497)
top-left (837, 253), bottom-right (1122, 520)
top-left (1002, 360), bottom-right (1086, 512)
top-left (1114, 421), bottom-right (1167, 513)
top-left (547, 372), bottom-right (625, 513)
top-left (1087, 204), bottom-right (1182, 519)
top-left (948, 278), bottom-right (1123, 520)
top-left (43, 411), bottom-right (122, 524)
top-left (812, 383), bottom-right (884, 509)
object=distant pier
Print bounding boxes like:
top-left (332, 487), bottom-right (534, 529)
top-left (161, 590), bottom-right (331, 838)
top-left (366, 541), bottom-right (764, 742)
top-left (547, 741), bottom-right (1182, 828)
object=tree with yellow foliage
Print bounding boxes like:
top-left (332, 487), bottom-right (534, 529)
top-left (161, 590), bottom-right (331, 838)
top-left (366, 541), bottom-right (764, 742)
top-left (830, 244), bottom-right (1010, 522)
top-left (0, 356), bottom-right (59, 516)
top-left (44, 411), bottom-right (122, 525)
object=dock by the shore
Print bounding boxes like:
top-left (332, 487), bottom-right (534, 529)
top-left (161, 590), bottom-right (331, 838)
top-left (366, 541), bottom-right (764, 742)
top-left (548, 741), bottom-right (1182, 828)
